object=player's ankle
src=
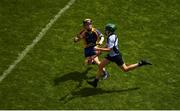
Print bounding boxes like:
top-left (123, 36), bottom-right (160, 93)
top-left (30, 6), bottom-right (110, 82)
top-left (94, 78), bottom-right (99, 83)
top-left (138, 61), bottom-right (142, 67)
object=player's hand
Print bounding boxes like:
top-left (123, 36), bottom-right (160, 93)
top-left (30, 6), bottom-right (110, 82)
top-left (74, 37), bottom-right (79, 43)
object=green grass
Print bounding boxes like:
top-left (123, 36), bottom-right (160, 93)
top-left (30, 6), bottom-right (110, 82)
top-left (0, 0), bottom-right (180, 109)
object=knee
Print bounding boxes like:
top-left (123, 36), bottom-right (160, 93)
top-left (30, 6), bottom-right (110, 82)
top-left (94, 58), bottom-right (100, 65)
top-left (121, 67), bottom-right (129, 72)
top-left (96, 61), bottom-right (100, 65)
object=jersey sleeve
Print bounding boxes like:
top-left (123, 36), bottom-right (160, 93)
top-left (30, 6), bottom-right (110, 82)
top-left (95, 29), bottom-right (102, 36)
top-left (95, 29), bottom-right (104, 45)
top-left (77, 29), bottom-right (85, 39)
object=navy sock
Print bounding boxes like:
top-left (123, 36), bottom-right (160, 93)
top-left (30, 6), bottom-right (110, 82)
top-left (94, 78), bottom-right (99, 83)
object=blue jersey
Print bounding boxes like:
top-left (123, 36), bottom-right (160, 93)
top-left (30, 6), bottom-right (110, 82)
top-left (78, 28), bottom-right (102, 48)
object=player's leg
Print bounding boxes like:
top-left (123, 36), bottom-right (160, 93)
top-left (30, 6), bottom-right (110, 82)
top-left (120, 63), bottom-right (139, 72)
top-left (93, 56), bottom-right (109, 79)
top-left (96, 58), bottom-right (110, 79)
top-left (84, 57), bottom-right (91, 65)
top-left (84, 47), bottom-right (98, 64)
top-left (87, 58), bottom-right (110, 88)
top-left (110, 54), bottom-right (152, 72)
top-left (120, 60), bottom-right (152, 72)
top-left (84, 47), bottom-right (93, 65)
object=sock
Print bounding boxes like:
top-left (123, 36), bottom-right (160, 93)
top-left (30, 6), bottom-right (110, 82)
top-left (94, 78), bottom-right (99, 83)
top-left (102, 71), bottom-right (105, 75)
top-left (138, 61), bottom-right (143, 67)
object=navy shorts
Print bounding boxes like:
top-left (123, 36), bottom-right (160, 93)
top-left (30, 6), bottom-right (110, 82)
top-left (105, 54), bottom-right (124, 66)
top-left (84, 47), bottom-right (96, 57)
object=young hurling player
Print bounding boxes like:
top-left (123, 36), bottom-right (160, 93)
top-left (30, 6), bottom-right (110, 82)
top-left (87, 23), bottom-right (152, 87)
top-left (74, 19), bottom-right (109, 79)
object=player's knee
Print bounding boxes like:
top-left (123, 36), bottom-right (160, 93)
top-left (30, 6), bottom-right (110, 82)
top-left (122, 69), bottom-right (129, 72)
top-left (94, 58), bottom-right (100, 65)
top-left (121, 67), bottom-right (129, 72)
top-left (95, 61), bottom-right (100, 65)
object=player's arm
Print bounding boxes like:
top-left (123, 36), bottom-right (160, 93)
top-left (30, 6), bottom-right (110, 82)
top-left (74, 35), bottom-right (81, 43)
top-left (74, 31), bottom-right (84, 43)
top-left (95, 44), bottom-right (111, 51)
top-left (96, 29), bottom-right (104, 45)
top-left (95, 47), bottom-right (111, 52)
top-left (95, 36), bottom-right (114, 52)
top-left (98, 34), bottom-right (104, 45)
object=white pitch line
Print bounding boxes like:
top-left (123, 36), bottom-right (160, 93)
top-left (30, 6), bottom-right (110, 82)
top-left (0, 0), bottom-right (76, 83)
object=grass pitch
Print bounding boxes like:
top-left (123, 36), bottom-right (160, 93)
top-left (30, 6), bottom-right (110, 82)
top-left (0, 0), bottom-right (180, 109)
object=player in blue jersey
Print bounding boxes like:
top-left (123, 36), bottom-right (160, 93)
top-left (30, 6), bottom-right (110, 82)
top-left (74, 19), bottom-right (109, 79)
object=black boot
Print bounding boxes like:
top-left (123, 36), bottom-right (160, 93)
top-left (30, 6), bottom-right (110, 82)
top-left (138, 60), bottom-right (152, 67)
top-left (87, 79), bottom-right (99, 88)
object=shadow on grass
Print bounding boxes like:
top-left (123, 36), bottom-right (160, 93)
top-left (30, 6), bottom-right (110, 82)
top-left (59, 87), bottom-right (140, 104)
top-left (55, 67), bottom-right (140, 104)
top-left (54, 67), bottom-right (93, 88)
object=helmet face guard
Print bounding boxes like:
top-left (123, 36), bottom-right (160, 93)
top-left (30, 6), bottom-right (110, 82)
top-left (83, 19), bottom-right (92, 26)
top-left (83, 19), bottom-right (92, 31)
